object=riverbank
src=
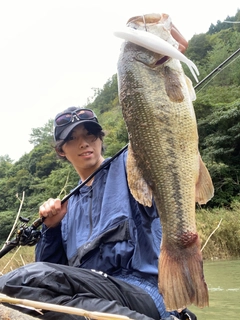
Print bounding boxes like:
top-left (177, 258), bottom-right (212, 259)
top-left (196, 200), bottom-right (240, 260)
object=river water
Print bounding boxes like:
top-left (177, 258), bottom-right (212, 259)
top-left (189, 259), bottom-right (240, 319)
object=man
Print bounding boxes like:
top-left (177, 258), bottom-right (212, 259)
top-left (0, 107), bottom-right (196, 320)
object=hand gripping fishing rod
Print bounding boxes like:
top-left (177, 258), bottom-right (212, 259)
top-left (0, 144), bottom-right (128, 259)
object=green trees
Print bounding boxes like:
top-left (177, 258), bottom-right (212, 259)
top-left (198, 100), bottom-right (240, 206)
top-left (88, 74), bottom-right (129, 157)
top-left (29, 119), bottom-right (54, 147)
top-left (188, 13), bottom-right (240, 207)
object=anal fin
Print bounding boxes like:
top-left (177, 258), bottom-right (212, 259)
top-left (196, 155), bottom-right (214, 205)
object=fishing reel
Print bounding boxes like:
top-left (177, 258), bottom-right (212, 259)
top-left (0, 216), bottom-right (43, 259)
top-left (16, 216), bottom-right (42, 246)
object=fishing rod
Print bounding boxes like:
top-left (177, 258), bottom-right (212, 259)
top-left (194, 47), bottom-right (240, 90)
top-left (0, 144), bottom-right (128, 259)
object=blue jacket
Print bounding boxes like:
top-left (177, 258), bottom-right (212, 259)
top-left (35, 149), bottom-right (173, 318)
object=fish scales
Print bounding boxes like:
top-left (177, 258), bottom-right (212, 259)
top-left (117, 13), bottom-right (214, 311)
top-left (120, 43), bottom-right (198, 240)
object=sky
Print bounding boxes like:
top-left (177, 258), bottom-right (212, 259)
top-left (0, 1), bottom-right (239, 162)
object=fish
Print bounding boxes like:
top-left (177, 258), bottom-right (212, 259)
top-left (116, 13), bottom-right (214, 311)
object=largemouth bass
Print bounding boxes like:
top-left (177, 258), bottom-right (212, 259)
top-left (116, 13), bottom-right (214, 311)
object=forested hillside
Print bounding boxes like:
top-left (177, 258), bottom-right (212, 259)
top-left (0, 10), bottom-right (240, 247)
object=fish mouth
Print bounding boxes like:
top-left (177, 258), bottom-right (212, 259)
top-left (114, 26), bottom-right (199, 82)
top-left (156, 56), bottom-right (169, 65)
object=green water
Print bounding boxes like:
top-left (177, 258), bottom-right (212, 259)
top-left (190, 259), bottom-right (240, 319)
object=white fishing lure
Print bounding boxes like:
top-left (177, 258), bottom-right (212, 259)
top-left (114, 27), bottom-right (199, 83)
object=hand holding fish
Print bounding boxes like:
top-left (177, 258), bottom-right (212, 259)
top-left (170, 24), bottom-right (188, 53)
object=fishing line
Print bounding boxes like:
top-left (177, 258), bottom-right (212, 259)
top-left (224, 21), bottom-right (240, 23)
top-left (142, 15), bottom-right (147, 31)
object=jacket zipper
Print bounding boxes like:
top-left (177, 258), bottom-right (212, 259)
top-left (87, 186), bottom-right (93, 240)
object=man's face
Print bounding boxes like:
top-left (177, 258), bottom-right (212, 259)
top-left (62, 124), bottom-right (103, 173)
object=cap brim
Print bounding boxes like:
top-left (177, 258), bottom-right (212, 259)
top-left (58, 120), bottom-right (102, 140)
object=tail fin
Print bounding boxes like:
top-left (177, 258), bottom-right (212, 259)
top-left (158, 237), bottom-right (209, 311)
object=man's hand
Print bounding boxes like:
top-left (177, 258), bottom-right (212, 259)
top-left (171, 24), bottom-right (188, 53)
top-left (39, 198), bottom-right (68, 228)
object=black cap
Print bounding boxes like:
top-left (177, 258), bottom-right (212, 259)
top-left (54, 107), bottom-right (102, 141)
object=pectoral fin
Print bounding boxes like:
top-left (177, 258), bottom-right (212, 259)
top-left (195, 155), bottom-right (214, 204)
top-left (127, 143), bottom-right (153, 207)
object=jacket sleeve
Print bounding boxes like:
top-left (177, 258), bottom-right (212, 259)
top-left (35, 223), bottom-right (68, 265)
